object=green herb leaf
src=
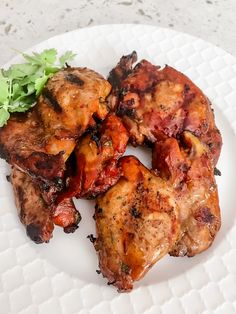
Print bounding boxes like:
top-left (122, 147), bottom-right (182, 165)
top-left (37, 48), bottom-right (57, 65)
top-left (59, 51), bottom-right (77, 67)
top-left (0, 71), bottom-right (9, 105)
top-left (0, 108), bottom-right (10, 127)
top-left (0, 48), bottom-right (76, 127)
top-left (35, 73), bottom-right (50, 96)
top-left (4, 63), bottom-right (38, 79)
top-left (22, 49), bottom-right (57, 66)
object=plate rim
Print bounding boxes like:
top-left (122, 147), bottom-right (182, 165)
top-left (3, 23), bottom-right (236, 68)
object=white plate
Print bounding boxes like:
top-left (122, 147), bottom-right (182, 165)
top-left (1, 24), bottom-right (236, 314)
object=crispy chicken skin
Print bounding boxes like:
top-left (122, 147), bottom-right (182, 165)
top-left (59, 114), bottom-right (129, 200)
top-left (11, 167), bottom-right (54, 243)
top-left (108, 53), bottom-right (222, 165)
top-left (95, 156), bottom-right (180, 291)
top-left (0, 110), bottom-right (65, 184)
top-left (152, 132), bottom-right (221, 257)
top-left (1, 51), bottom-right (222, 290)
top-left (0, 66), bottom-right (110, 243)
top-left (37, 67), bottom-right (111, 141)
top-left (10, 167), bottom-right (81, 243)
top-left (0, 67), bottom-right (111, 183)
top-left (108, 51), bottom-right (137, 91)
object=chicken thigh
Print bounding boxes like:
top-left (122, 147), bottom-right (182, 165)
top-left (95, 156), bottom-right (180, 291)
top-left (108, 53), bottom-right (222, 165)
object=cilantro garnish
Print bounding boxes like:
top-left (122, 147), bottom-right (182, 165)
top-left (0, 49), bottom-right (76, 127)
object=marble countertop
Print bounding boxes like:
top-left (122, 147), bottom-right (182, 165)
top-left (0, 0), bottom-right (236, 65)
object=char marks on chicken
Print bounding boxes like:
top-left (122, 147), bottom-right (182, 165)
top-left (93, 52), bottom-right (222, 291)
top-left (152, 131), bottom-right (221, 257)
top-left (58, 114), bottom-right (129, 201)
top-left (1, 52), bottom-right (222, 291)
top-left (0, 67), bottom-right (111, 185)
top-left (108, 52), bottom-right (222, 165)
top-left (95, 156), bottom-right (180, 291)
top-left (10, 167), bottom-right (81, 243)
top-left (95, 132), bottom-right (221, 290)
top-left (1, 66), bottom-right (111, 242)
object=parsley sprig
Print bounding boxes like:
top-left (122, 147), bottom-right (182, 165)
top-left (0, 49), bottom-right (76, 127)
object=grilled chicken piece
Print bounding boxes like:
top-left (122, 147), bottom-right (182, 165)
top-left (11, 167), bottom-right (54, 243)
top-left (37, 67), bottom-right (111, 142)
top-left (0, 67), bottom-right (111, 183)
top-left (95, 156), bottom-right (180, 291)
top-left (11, 167), bottom-right (81, 243)
top-left (152, 132), bottom-right (221, 257)
top-left (108, 53), bottom-right (222, 165)
top-left (0, 110), bottom-right (66, 184)
top-left (59, 114), bottom-right (129, 200)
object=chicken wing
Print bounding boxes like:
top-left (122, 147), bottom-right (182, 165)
top-left (108, 53), bottom-right (222, 165)
top-left (152, 132), bottom-right (221, 257)
top-left (95, 156), bottom-right (180, 291)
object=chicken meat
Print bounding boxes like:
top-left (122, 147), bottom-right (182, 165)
top-left (10, 167), bottom-right (81, 243)
top-left (94, 156), bottom-right (180, 291)
top-left (152, 131), bottom-right (221, 257)
top-left (108, 52), bottom-right (222, 165)
top-left (0, 66), bottom-right (110, 243)
top-left (58, 114), bottom-right (129, 201)
top-left (0, 67), bottom-right (111, 185)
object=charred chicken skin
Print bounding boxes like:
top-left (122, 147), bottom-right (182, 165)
top-left (0, 110), bottom-right (65, 184)
top-left (59, 114), bottom-right (129, 200)
top-left (52, 197), bottom-right (81, 234)
top-left (37, 67), bottom-right (111, 145)
top-left (11, 167), bottom-right (54, 244)
top-left (10, 167), bottom-right (81, 243)
top-left (95, 133), bottom-right (221, 291)
top-left (0, 66), bottom-right (110, 243)
top-left (93, 53), bottom-right (221, 291)
top-left (152, 132), bottom-right (221, 257)
top-left (0, 67), bottom-right (111, 184)
top-left (95, 156), bottom-right (180, 291)
top-left (108, 53), bottom-right (222, 165)
top-left (1, 51), bottom-right (221, 291)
